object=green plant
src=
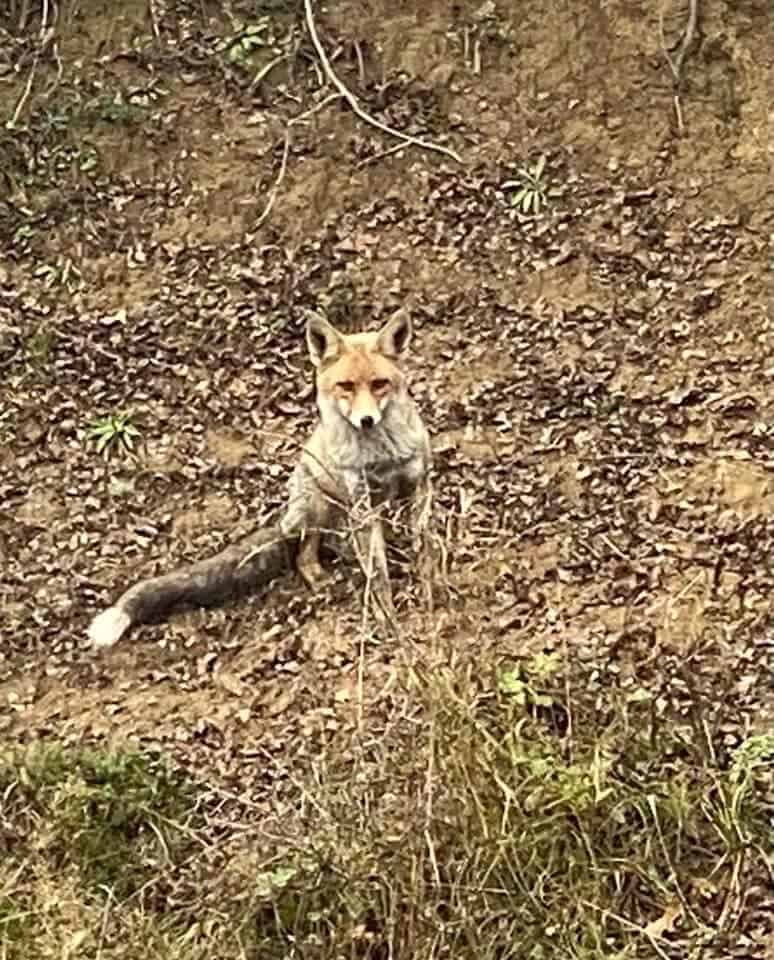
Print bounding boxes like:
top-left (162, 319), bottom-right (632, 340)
top-left (497, 651), bottom-right (561, 707)
top-left (249, 653), bottom-right (768, 959)
top-left (0, 747), bottom-right (200, 898)
top-left (223, 21), bottom-right (272, 66)
top-left (0, 894), bottom-right (29, 943)
top-left (505, 154), bottom-right (549, 214)
top-left (0, 660), bottom-right (768, 959)
top-left (24, 326), bottom-right (54, 366)
top-left (91, 93), bottom-right (146, 125)
top-left (705, 734), bottom-right (774, 861)
top-left (85, 410), bottom-right (142, 459)
top-left (33, 255), bottom-right (82, 291)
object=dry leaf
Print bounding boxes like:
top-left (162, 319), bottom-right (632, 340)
top-left (643, 901), bottom-right (683, 939)
top-left (216, 671), bottom-right (246, 697)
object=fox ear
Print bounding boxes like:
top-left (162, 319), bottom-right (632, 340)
top-left (376, 309), bottom-right (412, 357)
top-left (306, 313), bottom-right (343, 367)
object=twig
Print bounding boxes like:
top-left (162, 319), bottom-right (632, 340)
top-left (647, 795), bottom-right (701, 925)
top-left (659, 0), bottom-right (699, 134)
top-left (252, 0), bottom-right (462, 233)
top-left (17, 0), bottom-right (31, 34)
top-left (148, 0), bottom-right (161, 42)
top-left (672, 94), bottom-right (683, 132)
top-left (357, 563), bottom-right (370, 732)
top-left (472, 36), bottom-right (482, 76)
top-left (353, 39), bottom-right (365, 88)
top-left (293, 90), bottom-right (344, 125)
top-left (251, 130), bottom-right (290, 232)
top-left (95, 886), bottom-right (114, 960)
top-left (662, 0), bottom-right (699, 82)
top-left (8, 0), bottom-right (51, 129)
top-left (303, 0), bottom-right (463, 164)
top-left (251, 93), bottom-right (343, 232)
top-left (301, 48), bottom-right (323, 87)
top-left (562, 633), bottom-right (574, 763)
top-left (579, 900), bottom-right (672, 960)
top-left (355, 141), bottom-right (407, 169)
top-left (249, 52), bottom-right (287, 92)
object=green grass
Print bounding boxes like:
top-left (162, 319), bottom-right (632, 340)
top-left (2, 660), bottom-right (769, 959)
top-left (246, 657), bottom-right (770, 960)
top-left (1, 747), bottom-right (199, 900)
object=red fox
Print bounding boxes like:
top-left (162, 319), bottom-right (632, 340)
top-left (88, 309), bottom-right (432, 648)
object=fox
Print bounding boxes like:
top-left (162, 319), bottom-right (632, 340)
top-left (87, 308), bottom-right (433, 649)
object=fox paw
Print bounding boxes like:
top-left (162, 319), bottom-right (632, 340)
top-left (298, 561), bottom-right (331, 592)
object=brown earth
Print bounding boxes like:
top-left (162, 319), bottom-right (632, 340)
top-left (0, 0), bottom-right (772, 926)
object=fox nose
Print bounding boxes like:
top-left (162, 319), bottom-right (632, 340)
top-left (360, 415), bottom-right (375, 430)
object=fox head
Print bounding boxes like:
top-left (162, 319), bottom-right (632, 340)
top-left (306, 310), bottom-right (413, 431)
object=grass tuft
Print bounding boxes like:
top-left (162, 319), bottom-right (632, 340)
top-left (1, 746), bottom-right (199, 900)
top-left (1, 665), bottom-right (770, 959)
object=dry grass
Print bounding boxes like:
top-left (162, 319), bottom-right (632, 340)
top-left (2, 653), bottom-right (771, 960)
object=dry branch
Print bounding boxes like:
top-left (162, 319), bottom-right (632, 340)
top-left (659, 0), bottom-right (699, 133)
top-left (8, 0), bottom-right (52, 128)
top-left (253, 0), bottom-right (463, 233)
top-left (303, 0), bottom-right (463, 164)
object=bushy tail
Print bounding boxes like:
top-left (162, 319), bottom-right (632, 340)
top-left (88, 526), bottom-right (299, 649)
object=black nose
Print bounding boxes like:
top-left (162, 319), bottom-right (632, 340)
top-left (360, 416), bottom-right (374, 429)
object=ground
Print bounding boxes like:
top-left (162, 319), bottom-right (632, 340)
top-left (0, 1), bottom-right (772, 958)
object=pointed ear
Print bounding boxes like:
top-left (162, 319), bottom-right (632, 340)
top-left (376, 309), bottom-right (413, 357)
top-left (306, 313), bottom-right (343, 367)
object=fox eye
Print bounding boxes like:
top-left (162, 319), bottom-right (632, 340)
top-left (371, 379), bottom-right (390, 392)
top-left (337, 380), bottom-right (355, 392)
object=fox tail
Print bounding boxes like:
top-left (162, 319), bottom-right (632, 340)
top-left (88, 526), bottom-right (299, 649)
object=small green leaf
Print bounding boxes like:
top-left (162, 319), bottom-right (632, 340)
top-left (498, 670), bottom-right (526, 704)
top-left (271, 865), bottom-right (297, 887)
top-left (532, 693), bottom-right (554, 708)
top-left (529, 652), bottom-right (561, 679)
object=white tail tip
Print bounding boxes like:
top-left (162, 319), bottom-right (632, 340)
top-left (88, 607), bottom-right (132, 649)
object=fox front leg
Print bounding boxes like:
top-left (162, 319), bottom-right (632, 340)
top-left (409, 474), bottom-right (432, 548)
top-left (297, 527), bottom-right (327, 590)
top-left (281, 467), bottom-right (333, 591)
top-left (395, 467), bottom-right (433, 556)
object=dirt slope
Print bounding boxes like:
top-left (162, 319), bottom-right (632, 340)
top-left (1, 0), bottom-right (771, 841)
